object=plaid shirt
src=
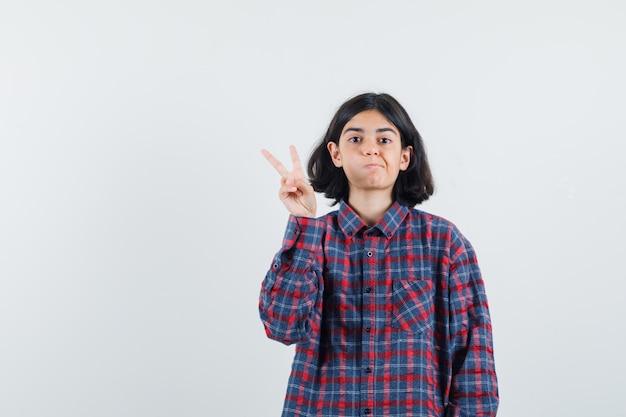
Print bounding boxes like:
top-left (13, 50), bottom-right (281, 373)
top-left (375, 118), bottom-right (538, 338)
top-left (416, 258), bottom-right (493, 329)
top-left (259, 201), bottom-right (498, 417)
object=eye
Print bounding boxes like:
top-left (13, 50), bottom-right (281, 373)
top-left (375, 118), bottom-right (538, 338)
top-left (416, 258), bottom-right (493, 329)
top-left (379, 137), bottom-right (391, 144)
top-left (348, 136), bottom-right (361, 143)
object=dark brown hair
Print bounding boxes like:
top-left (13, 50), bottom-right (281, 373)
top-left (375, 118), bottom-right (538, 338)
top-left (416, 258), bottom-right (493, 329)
top-left (307, 92), bottom-right (434, 207)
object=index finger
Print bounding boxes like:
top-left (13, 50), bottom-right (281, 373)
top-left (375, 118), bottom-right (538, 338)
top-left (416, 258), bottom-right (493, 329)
top-left (289, 145), bottom-right (305, 179)
top-left (261, 148), bottom-right (290, 178)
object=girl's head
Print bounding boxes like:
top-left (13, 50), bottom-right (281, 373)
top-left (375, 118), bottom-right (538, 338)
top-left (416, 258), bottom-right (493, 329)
top-left (307, 92), bottom-right (434, 207)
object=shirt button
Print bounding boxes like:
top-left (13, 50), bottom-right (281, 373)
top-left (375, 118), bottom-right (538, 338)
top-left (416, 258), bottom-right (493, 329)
top-left (365, 327), bottom-right (371, 333)
top-left (366, 250), bottom-right (373, 257)
top-left (364, 408), bottom-right (372, 414)
top-left (365, 367), bottom-right (372, 373)
top-left (365, 287), bottom-right (372, 293)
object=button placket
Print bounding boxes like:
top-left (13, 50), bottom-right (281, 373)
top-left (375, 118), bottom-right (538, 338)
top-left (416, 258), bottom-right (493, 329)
top-left (361, 230), bottom-right (378, 417)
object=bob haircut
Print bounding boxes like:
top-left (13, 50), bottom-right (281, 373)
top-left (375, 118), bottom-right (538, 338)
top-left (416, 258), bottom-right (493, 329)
top-left (307, 92), bottom-right (434, 207)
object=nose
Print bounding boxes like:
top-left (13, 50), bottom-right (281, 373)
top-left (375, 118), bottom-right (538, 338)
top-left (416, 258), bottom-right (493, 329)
top-left (363, 139), bottom-right (379, 156)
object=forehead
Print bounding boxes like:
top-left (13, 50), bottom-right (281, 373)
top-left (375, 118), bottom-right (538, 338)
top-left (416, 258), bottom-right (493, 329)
top-left (342, 109), bottom-right (398, 133)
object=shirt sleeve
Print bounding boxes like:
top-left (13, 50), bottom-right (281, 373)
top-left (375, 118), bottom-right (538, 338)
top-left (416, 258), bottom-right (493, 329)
top-left (445, 229), bottom-right (499, 417)
top-left (258, 215), bottom-right (325, 345)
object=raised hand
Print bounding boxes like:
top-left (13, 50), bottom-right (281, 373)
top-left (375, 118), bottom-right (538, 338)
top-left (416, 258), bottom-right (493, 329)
top-left (261, 145), bottom-right (317, 218)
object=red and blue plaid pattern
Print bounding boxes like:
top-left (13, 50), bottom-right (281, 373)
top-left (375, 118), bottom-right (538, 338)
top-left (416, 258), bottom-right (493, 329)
top-left (260, 201), bottom-right (498, 416)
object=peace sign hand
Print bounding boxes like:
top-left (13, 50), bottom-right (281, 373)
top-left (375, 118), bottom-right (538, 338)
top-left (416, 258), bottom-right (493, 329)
top-left (261, 145), bottom-right (317, 218)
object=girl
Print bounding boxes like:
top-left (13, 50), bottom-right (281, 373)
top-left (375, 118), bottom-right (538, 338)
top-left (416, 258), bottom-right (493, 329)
top-left (259, 92), bottom-right (498, 417)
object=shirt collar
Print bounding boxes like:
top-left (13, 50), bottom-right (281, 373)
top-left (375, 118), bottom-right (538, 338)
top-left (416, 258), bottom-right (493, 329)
top-left (337, 200), bottom-right (409, 239)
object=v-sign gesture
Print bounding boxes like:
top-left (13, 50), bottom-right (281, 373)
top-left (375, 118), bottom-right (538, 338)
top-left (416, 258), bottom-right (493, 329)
top-left (261, 145), bottom-right (317, 218)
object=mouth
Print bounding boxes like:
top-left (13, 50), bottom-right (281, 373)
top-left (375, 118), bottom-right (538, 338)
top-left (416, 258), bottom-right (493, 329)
top-left (365, 163), bottom-right (382, 169)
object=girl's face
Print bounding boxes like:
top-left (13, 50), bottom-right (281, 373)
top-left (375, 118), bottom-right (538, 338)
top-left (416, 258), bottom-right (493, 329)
top-left (327, 109), bottom-right (412, 198)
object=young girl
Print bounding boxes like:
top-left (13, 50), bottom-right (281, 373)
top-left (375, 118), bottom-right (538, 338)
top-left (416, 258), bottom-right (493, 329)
top-left (259, 92), bottom-right (498, 417)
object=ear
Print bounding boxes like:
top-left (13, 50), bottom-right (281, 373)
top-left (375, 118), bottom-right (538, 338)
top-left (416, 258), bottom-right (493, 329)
top-left (327, 141), bottom-right (343, 168)
top-left (400, 146), bottom-right (412, 171)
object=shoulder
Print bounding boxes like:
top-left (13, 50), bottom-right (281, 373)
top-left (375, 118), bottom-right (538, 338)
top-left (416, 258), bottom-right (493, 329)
top-left (315, 209), bottom-right (340, 227)
top-left (407, 207), bottom-right (460, 233)
top-left (318, 208), bottom-right (340, 220)
top-left (406, 207), bottom-right (473, 249)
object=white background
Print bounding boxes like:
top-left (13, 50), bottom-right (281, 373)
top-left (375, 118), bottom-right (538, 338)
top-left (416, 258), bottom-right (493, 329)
top-left (1, 1), bottom-right (625, 416)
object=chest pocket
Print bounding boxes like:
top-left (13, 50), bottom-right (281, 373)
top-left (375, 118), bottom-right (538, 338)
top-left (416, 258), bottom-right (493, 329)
top-left (391, 279), bottom-right (434, 333)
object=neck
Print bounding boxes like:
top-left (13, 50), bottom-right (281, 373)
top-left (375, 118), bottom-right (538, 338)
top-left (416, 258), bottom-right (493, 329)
top-left (347, 190), bottom-right (394, 227)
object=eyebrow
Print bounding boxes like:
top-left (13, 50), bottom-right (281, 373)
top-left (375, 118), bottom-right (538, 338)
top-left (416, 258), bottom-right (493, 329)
top-left (343, 127), bottom-right (398, 135)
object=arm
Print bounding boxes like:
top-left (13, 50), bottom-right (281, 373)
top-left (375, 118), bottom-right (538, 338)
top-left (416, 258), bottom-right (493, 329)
top-left (446, 231), bottom-right (499, 417)
top-left (259, 215), bottom-right (324, 345)
top-left (259, 146), bottom-right (322, 345)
